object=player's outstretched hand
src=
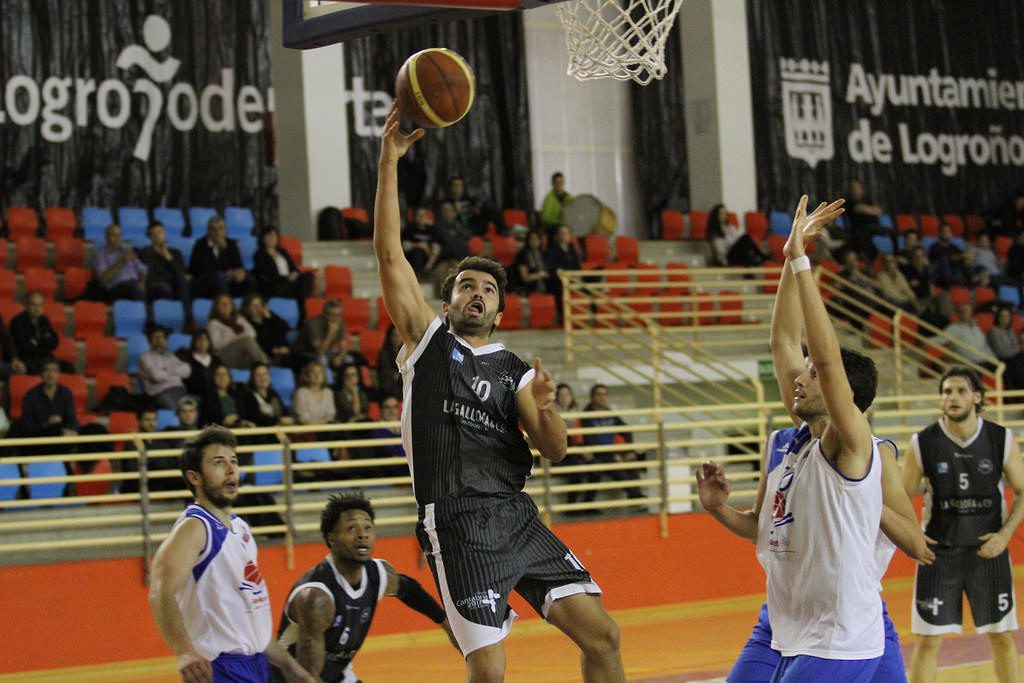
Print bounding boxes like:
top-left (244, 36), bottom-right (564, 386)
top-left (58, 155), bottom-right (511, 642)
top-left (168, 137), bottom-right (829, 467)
top-left (977, 531), bottom-right (1009, 559)
top-left (531, 358), bottom-right (556, 411)
top-left (695, 460), bottom-right (731, 511)
top-left (783, 195), bottom-right (845, 261)
top-left (177, 651), bottom-right (213, 683)
top-left (380, 101), bottom-right (424, 163)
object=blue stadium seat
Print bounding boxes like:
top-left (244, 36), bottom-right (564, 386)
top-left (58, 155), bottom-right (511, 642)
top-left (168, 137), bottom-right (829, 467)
top-left (237, 235), bottom-right (257, 270)
top-left (156, 409), bottom-right (177, 430)
top-left (125, 333), bottom-right (149, 373)
top-left (27, 461), bottom-right (67, 500)
top-left (167, 235), bottom-right (195, 261)
top-left (878, 213), bottom-right (895, 229)
top-left (82, 206), bottom-right (113, 243)
top-left (224, 206), bottom-right (255, 239)
top-left (269, 366), bottom-right (295, 407)
top-left (193, 298), bottom-right (213, 328)
top-left (950, 237), bottom-right (966, 252)
top-left (294, 447), bottom-right (330, 463)
top-left (231, 368), bottom-right (251, 384)
top-left (166, 332), bottom-right (191, 353)
top-left (833, 214), bottom-right (849, 231)
top-left (921, 237), bottom-right (937, 253)
top-left (252, 449), bottom-right (284, 487)
top-left (998, 285), bottom-right (1022, 308)
top-left (769, 210), bottom-right (792, 237)
top-left (872, 235), bottom-right (894, 254)
top-left (113, 300), bottom-right (147, 338)
top-left (189, 207), bottom-right (218, 235)
top-left (153, 299), bottom-right (185, 332)
top-left (118, 206), bottom-right (149, 234)
top-left (153, 207), bottom-right (187, 236)
top-left (0, 462), bottom-right (20, 502)
top-left (267, 298), bottom-right (299, 328)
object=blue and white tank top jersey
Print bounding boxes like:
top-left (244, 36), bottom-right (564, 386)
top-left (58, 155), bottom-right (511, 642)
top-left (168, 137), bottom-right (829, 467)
top-left (756, 424), bottom-right (884, 659)
top-left (172, 504), bottom-right (273, 661)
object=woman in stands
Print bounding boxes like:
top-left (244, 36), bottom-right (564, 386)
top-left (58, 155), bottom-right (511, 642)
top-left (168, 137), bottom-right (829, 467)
top-left (987, 307), bottom-right (1024, 390)
top-left (706, 203), bottom-right (767, 268)
top-left (252, 226), bottom-right (313, 314)
top-left (238, 362), bottom-right (294, 429)
top-left (177, 329), bottom-right (220, 400)
top-left (334, 363), bottom-right (370, 424)
top-left (207, 294), bottom-right (269, 369)
top-left (241, 293), bottom-right (292, 367)
top-left (202, 361), bottom-right (253, 429)
top-left (375, 325), bottom-right (403, 400)
top-left (515, 230), bottom-right (550, 295)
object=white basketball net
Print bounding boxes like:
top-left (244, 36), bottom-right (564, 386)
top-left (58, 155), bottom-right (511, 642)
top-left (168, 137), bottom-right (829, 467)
top-left (557, 0), bottom-right (684, 85)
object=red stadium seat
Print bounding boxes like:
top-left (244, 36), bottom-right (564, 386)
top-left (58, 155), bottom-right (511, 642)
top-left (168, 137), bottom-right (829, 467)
top-left (0, 300), bottom-right (22, 323)
top-left (24, 267), bottom-right (58, 300)
top-left (108, 411), bottom-right (138, 434)
top-left (73, 458), bottom-right (114, 497)
top-left (0, 268), bottom-right (17, 301)
top-left (976, 311), bottom-right (995, 334)
top-left (767, 235), bottom-right (787, 261)
top-left (62, 266), bottom-right (92, 301)
top-left (965, 214), bottom-right (985, 236)
top-left (9, 375), bottom-right (41, 419)
top-left (942, 214), bottom-right (965, 238)
top-left (53, 237), bottom-right (85, 272)
top-left (62, 374), bottom-right (89, 415)
top-left (86, 336), bottom-right (121, 374)
top-left (93, 371), bottom-right (131, 407)
top-left (44, 301), bottom-right (68, 336)
top-left (279, 234), bottom-right (303, 266)
top-left (718, 291), bottom-right (743, 325)
top-left (490, 235), bottom-right (519, 267)
top-left (44, 207), bottom-right (78, 240)
top-left (72, 301), bottom-right (108, 339)
top-left (688, 211), bottom-right (708, 240)
top-left (6, 207), bottom-right (39, 240)
top-left (376, 296), bottom-right (391, 331)
top-left (948, 286), bottom-right (971, 307)
top-left (693, 291), bottom-right (714, 326)
top-left (323, 266), bottom-right (353, 299)
top-left (502, 208), bottom-right (530, 232)
top-left (53, 337), bottom-right (78, 369)
top-left (582, 235), bottom-right (610, 266)
top-left (528, 293), bottom-right (558, 329)
top-left (500, 294), bottom-right (523, 330)
top-left (14, 237), bottom-right (48, 271)
top-left (744, 212), bottom-right (769, 242)
top-left (356, 329), bottom-right (385, 367)
top-left (614, 236), bottom-right (639, 266)
top-left (868, 314), bottom-right (893, 348)
top-left (340, 296), bottom-right (371, 331)
top-left (895, 214), bottom-right (918, 232)
top-left (660, 209), bottom-right (684, 240)
top-left (919, 214), bottom-right (940, 237)
top-left (974, 286), bottom-right (996, 307)
top-left (304, 297), bottom-right (325, 320)
top-left (995, 236), bottom-right (1013, 261)
top-left (467, 236), bottom-right (485, 256)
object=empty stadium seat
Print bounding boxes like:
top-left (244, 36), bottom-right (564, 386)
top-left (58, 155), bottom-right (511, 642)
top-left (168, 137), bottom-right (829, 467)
top-left (660, 209), bottom-right (684, 240)
top-left (237, 235), bottom-right (257, 269)
top-left (72, 458), bottom-right (114, 497)
top-left (44, 207), bottom-right (77, 240)
top-left (6, 207), bottom-right (39, 239)
top-left (769, 210), bottom-right (791, 237)
top-left (0, 268), bottom-right (14, 301)
top-left (54, 337), bottom-right (78, 370)
top-left (744, 212), bottom-right (768, 242)
top-left (231, 368), bottom-right (252, 384)
top-left (688, 211), bottom-right (709, 240)
top-left (192, 298), bottom-right (213, 327)
top-left (108, 411), bottom-right (138, 434)
top-left (0, 462), bottom-right (19, 502)
top-left (269, 366), bottom-right (295, 407)
top-left (340, 297), bottom-right (371, 331)
top-left (61, 266), bottom-right (91, 301)
top-left (167, 235), bottom-right (195, 259)
top-left (294, 446), bottom-right (330, 463)
top-left (528, 293), bottom-right (558, 329)
top-left (966, 214), bottom-right (985, 235)
top-left (14, 237), bottom-right (48, 271)
top-left (188, 207), bottom-right (218, 234)
top-left (919, 214), bottom-right (940, 237)
top-left (324, 266), bottom-right (353, 299)
top-left (356, 329), bottom-right (385, 367)
top-left (44, 301), bottom-right (68, 335)
top-left (224, 206), bottom-right (255, 238)
top-left (304, 297), bottom-right (325, 321)
top-left (153, 299), bottom-right (186, 331)
top-left (467, 236), bottom-right (485, 255)
top-left (975, 286), bottom-right (996, 307)
top-left (27, 461), bottom-right (67, 501)
top-left (502, 208), bottom-right (530, 232)
top-left (252, 449), bottom-right (284, 486)
top-left (614, 236), bottom-right (639, 266)
top-left (53, 237), bottom-right (85, 272)
top-left (268, 298), bottom-right (299, 327)
top-left (155, 409), bottom-right (177, 430)
top-left (166, 332), bottom-right (191, 352)
top-left (942, 214), bottom-right (965, 237)
top-left (998, 285), bottom-right (1021, 308)
top-left (125, 333), bottom-right (148, 373)
top-left (718, 291), bottom-right (743, 325)
top-left (0, 300), bottom-right (21, 324)
top-left (93, 371), bottom-right (131, 406)
top-left (279, 234), bottom-right (303, 265)
top-left (490, 235), bottom-right (519, 267)
top-left (24, 267), bottom-right (58, 300)
top-left (872, 235), bottom-right (894, 255)
top-left (895, 214), bottom-right (918, 232)
top-left (117, 207), bottom-right (149, 237)
top-left (72, 301), bottom-right (107, 339)
top-left (85, 336), bottom-right (120, 374)
top-left (82, 207), bottom-right (113, 242)
top-left (878, 213), bottom-right (895, 229)
top-left (113, 300), bottom-right (147, 338)
top-left (500, 294), bottom-right (523, 330)
top-left (582, 235), bottom-right (610, 267)
top-left (152, 207), bottom-right (186, 236)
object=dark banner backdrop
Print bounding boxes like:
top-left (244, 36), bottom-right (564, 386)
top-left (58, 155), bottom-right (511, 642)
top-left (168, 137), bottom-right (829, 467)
top-left (343, 14), bottom-right (533, 217)
top-left (747, 0), bottom-right (1024, 215)
top-left (0, 1), bottom-right (276, 226)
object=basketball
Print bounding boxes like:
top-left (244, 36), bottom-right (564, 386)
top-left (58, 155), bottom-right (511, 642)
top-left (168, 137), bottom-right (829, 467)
top-left (395, 48), bottom-right (476, 129)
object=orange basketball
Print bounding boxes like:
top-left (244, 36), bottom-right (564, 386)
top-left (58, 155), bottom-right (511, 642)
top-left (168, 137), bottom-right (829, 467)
top-left (395, 48), bottom-right (476, 128)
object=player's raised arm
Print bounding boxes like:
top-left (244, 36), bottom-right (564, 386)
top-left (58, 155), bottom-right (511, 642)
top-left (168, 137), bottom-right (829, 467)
top-left (518, 358), bottom-right (568, 463)
top-left (769, 201), bottom-right (809, 425)
top-left (785, 196), bottom-right (873, 476)
top-left (374, 102), bottom-right (436, 349)
top-left (148, 518), bottom-right (213, 683)
top-left (287, 587), bottom-right (334, 678)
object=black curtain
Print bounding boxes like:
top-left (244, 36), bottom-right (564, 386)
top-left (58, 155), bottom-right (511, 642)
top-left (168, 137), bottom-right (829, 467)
top-left (748, 0), bottom-right (1024, 215)
top-left (343, 13), bottom-right (533, 218)
top-left (0, 0), bottom-right (276, 226)
top-left (630, 27), bottom-right (688, 236)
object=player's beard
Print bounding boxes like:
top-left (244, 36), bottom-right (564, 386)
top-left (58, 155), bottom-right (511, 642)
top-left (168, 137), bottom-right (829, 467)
top-left (792, 395), bottom-right (825, 422)
top-left (202, 480), bottom-right (237, 509)
top-left (450, 306), bottom-right (493, 336)
top-left (943, 405), bottom-right (973, 423)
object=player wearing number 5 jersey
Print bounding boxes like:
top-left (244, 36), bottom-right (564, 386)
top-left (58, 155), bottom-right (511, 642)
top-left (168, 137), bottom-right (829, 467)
top-left (903, 365), bottom-right (1024, 682)
top-left (373, 101), bottom-right (624, 683)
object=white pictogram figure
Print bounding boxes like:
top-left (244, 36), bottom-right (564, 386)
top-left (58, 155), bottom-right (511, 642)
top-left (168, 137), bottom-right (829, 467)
top-left (115, 15), bottom-right (181, 83)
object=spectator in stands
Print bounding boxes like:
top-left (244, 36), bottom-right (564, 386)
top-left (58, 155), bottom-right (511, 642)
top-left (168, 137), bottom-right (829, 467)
top-left (118, 408), bottom-right (156, 494)
top-left (139, 222), bottom-right (191, 325)
top-left (0, 314), bottom-right (25, 379)
top-left (987, 307), bottom-right (1024, 389)
top-left (137, 324), bottom-right (191, 411)
top-left (402, 207), bottom-right (441, 276)
top-left (1005, 230), bottom-right (1024, 284)
top-left (546, 224), bottom-right (583, 321)
top-left (515, 231), bottom-right (550, 294)
top-left (554, 383), bottom-right (594, 516)
top-left (10, 291), bottom-right (61, 374)
top-left (238, 362), bottom-right (294, 428)
top-left (578, 384), bottom-right (646, 510)
top-left (942, 303), bottom-right (997, 369)
top-left (202, 362), bottom-right (252, 429)
top-left (540, 172), bottom-right (571, 235)
top-left (207, 294), bottom-right (269, 369)
top-left (251, 226), bottom-right (313, 314)
top-left (292, 361), bottom-right (338, 433)
top-left (188, 216), bottom-right (252, 298)
top-left (93, 223), bottom-right (147, 302)
top-left (707, 204), bottom-right (766, 267)
top-left (433, 199), bottom-right (472, 265)
top-left (367, 395), bottom-right (407, 478)
top-left (974, 233), bottom-right (1003, 283)
top-left (844, 179), bottom-right (889, 260)
top-left (293, 299), bottom-right (345, 372)
top-left (898, 229), bottom-right (922, 266)
top-left (241, 293), bottom-right (292, 367)
top-left (446, 175), bottom-right (491, 236)
top-left (929, 222), bottom-right (966, 287)
top-left (334, 363), bottom-right (370, 423)
top-left (876, 253), bottom-right (918, 313)
top-left (18, 357), bottom-right (78, 439)
top-left (177, 329), bottom-right (219, 400)
top-left (835, 250), bottom-right (881, 321)
top-left (989, 190), bottom-right (1024, 237)
top-left (376, 325), bottom-right (403, 400)
top-left (158, 395), bottom-right (202, 454)
top-left (961, 248), bottom-right (990, 289)
top-left (901, 246), bottom-right (953, 329)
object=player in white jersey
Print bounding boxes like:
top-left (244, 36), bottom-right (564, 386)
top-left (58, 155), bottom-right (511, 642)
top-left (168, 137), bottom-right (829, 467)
top-left (699, 197), bottom-right (931, 681)
top-left (149, 426), bottom-right (314, 683)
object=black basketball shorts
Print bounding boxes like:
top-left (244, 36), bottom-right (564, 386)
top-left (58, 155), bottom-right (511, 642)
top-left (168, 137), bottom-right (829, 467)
top-left (912, 545), bottom-right (1018, 635)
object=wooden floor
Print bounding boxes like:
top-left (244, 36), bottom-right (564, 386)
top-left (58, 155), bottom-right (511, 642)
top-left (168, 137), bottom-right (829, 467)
top-left (5, 576), bottom-right (1023, 682)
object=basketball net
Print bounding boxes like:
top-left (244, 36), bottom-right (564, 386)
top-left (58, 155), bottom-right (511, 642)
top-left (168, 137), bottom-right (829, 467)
top-left (557, 0), bottom-right (684, 85)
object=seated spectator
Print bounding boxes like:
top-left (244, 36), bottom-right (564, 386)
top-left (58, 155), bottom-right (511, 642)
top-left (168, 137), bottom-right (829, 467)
top-left (292, 299), bottom-right (345, 372)
top-left (202, 362), bottom-right (252, 429)
top-left (292, 361), bottom-right (338, 430)
top-left (974, 233), bottom-right (1003, 283)
top-left (876, 253), bottom-right (918, 313)
top-left (834, 250), bottom-right (881, 321)
top-left (515, 231), bottom-right (549, 294)
top-left (118, 408), bottom-right (157, 495)
top-left (375, 325), bottom-right (403, 400)
top-left (942, 303), bottom-right (997, 370)
top-left (158, 395), bottom-right (202, 454)
top-left (929, 222), bottom-right (966, 287)
top-left (707, 204), bottom-right (766, 267)
top-left (577, 384), bottom-right (646, 510)
top-left (238, 362), bottom-right (295, 428)
top-left (10, 291), bottom-right (62, 374)
top-left (987, 307), bottom-right (1024, 389)
top-left (1006, 231), bottom-right (1024, 284)
top-left (961, 249), bottom-right (989, 289)
top-left (334, 363), bottom-right (370, 423)
top-left (178, 329), bottom-right (219, 399)
top-left (14, 357), bottom-right (79, 440)
top-left (188, 216), bottom-right (253, 298)
top-left (433, 199), bottom-right (472, 264)
top-left (897, 230), bottom-right (922, 266)
top-left (539, 172), bottom-right (571, 235)
top-left (207, 294), bottom-right (269, 369)
top-left (93, 223), bottom-right (147, 301)
top-left (0, 312), bottom-right (26, 379)
top-left (241, 293), bottom-right (292, 367)
top-left (447, 174), bottom-right (493, 236)
top-left (139, 222), bottom-right (191, 323)
top-left (545, 224), bottom-right (583, 319)
top-left (402, 207), bottom-right (441, 276)
top-left (989, 190), bottom-right (1024, 237)
top-left (137, 324), bottom-right (191, 411)
top-left (844, 179), bottom-right (892, 260)
top-left (901, 246), bottom-right (953, 329)
top-left (367, 395), bottom-right (408, 478)
top-left (554, 383), bottom-right (592, 515)
top-left (147, 405), bottom-right (193, 492)
top-left (251, 226), bottom-right (313, 312)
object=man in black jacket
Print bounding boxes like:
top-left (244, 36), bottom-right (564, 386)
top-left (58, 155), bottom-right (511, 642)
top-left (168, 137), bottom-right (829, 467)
top-left (9, 292), bottom-right (60, 374)
top-left (140, 222), bottom-right (192, 324)
top-left (188, 216), bottom-right (253, 298)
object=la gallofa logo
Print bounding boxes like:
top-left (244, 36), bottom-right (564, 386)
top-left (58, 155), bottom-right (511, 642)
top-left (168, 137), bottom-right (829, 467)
top-left (781, 58), bottom-right (834, 169)
top-left (0, 14), bottom-right (273, 162)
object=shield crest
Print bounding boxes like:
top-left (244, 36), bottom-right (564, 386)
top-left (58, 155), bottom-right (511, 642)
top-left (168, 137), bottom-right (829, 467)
top-left (780, 58), bottom-right (834, 169)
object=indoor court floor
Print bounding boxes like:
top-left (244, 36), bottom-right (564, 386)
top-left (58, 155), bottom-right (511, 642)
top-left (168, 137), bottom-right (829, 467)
top-left (5, 575), bottom-right (1024, 682)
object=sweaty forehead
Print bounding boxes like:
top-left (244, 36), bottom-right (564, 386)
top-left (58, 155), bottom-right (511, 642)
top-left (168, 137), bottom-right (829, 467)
top-left (456, 269), bottom-right (497, 289)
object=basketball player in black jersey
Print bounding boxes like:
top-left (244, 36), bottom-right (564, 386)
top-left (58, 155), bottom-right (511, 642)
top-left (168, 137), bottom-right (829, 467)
top-left (272, 492), bottom-right (456, 682)
top-left (373, 102), bottom-right (625, 683)
top-left (902, 366), bottom-right (1024, 682)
